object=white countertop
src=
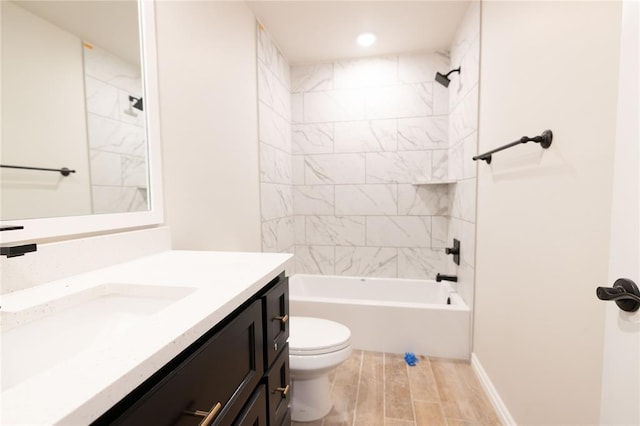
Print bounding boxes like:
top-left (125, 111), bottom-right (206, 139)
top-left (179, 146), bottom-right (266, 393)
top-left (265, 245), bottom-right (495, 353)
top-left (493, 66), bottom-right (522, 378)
top-left (0, 250), bottom-right (293, 425)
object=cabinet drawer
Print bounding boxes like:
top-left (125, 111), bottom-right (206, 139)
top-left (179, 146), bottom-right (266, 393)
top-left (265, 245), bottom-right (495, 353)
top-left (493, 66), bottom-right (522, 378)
top-left (233, 385), bottom-right (267, 426)
top-left (265, 345), bottom-right (290, 426)
top-left (263, 276), bottom-right (289, 366)
top-left (113, 300), bottom-right (264, 426)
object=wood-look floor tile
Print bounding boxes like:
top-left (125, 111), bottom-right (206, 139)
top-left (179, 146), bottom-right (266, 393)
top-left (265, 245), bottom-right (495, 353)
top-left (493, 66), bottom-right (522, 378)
top-left (413, 401), bottom-right (446, 426)
top-left (384, 353), bottom-right (414, 422)
top-left (354, 351), bottom-right (384, 426)
top-left (430, 359), bottom-right (466, 420)
top-left (323, 350), bottom-right (362, 426)
top-left (445, 419), bottom-right (476, 426)
top-left (384, 418), bottom-right (415, 426)
top-left (454, 362), bottom-right (502, 425)
top-left (407, 355), bottom-right (440, 403)
top-left (289, 351), bottom-right (498, 426)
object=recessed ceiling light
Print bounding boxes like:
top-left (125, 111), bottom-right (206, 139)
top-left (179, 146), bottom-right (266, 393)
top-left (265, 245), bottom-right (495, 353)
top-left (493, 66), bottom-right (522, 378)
top-left (356, 32), bottom-right (377, 47)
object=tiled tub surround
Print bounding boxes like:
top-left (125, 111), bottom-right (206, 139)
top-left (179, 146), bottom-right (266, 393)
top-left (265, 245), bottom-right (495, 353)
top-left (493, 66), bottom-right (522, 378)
top-left (83, 42), bottom-right (148, 214)
top-left (291, 52), bottom-right (453, 280)
top-left (0, 250), bottom-right (292, 424)
top-left (257, 23), bottom-right (295, 255)
top-left (445, 1), bottom-right (480, 308)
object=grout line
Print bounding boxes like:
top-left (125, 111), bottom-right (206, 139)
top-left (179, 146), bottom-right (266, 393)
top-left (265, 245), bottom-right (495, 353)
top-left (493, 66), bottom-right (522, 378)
top-left (407, 359), bottom-right (418, 425)
top-left (351, 350), bottom-right (364, 426)
top-left (428, 358), bottom-right (449, 426)
top-left (382, 352), bottom-right (386, 422)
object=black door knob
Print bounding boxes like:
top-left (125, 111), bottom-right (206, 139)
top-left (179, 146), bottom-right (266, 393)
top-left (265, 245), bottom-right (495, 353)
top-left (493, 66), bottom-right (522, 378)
top-left (596, 278), bottom-right (640, 312)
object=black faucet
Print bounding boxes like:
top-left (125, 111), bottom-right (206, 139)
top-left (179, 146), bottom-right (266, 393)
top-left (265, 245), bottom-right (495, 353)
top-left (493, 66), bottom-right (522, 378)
top-left (0, 226), bottom-right (37, 258)
top-left (436, 273), bottom-right (458, 283)
top-left (1, 243), bottom-right (37, 258)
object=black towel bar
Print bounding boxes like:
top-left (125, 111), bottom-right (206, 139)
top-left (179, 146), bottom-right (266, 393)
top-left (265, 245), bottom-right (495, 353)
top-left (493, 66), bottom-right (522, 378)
top-left (473, 130), bottom-right (553, 164)
top-left (0, 164), bottom-right (76, 176)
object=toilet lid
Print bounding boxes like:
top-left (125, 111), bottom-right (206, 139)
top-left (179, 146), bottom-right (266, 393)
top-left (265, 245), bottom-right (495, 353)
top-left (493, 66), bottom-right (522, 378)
top-left (289, 316), bottom-right (351, 356)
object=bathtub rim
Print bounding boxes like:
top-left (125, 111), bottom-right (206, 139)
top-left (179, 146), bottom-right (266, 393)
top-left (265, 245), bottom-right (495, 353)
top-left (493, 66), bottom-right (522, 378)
top-left (289, 273), bottom-right (469, 311)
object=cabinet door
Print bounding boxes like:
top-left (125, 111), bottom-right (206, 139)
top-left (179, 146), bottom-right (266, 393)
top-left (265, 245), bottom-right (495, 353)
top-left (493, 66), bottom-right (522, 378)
top-left (112, 300), bottom-right (264, 426)
top-left (263, 276), bottom-right (289, 367)
top-left (233, 385), bottom-right (267, 426)
top-left (279, 409), bottom-right (291, 426)
top-left (265, 345), bottom-right (290, 426)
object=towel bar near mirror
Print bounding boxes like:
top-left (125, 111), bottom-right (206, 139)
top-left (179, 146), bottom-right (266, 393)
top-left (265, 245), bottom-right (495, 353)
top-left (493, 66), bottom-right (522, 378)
top-left (1, 164), bottom-right (76, 177)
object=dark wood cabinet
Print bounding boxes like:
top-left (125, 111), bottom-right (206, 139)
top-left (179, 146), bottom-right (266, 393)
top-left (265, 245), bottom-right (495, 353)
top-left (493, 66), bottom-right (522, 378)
top-left (94, 272), bottom-right (290, 426)
top-left (263, 276), bottom-right (289, 367)
top-left (233, 385), bottom-right (267, 426)
top-left (265, 345), bottom-right (290, 426)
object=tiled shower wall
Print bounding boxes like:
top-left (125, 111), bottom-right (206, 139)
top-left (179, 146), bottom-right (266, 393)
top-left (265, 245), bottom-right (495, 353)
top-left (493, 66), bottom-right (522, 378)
top-left (83, 42), bottom-right (148, 214)
top-left (290, 53), bottom-right (453, 279)
top-left (446, 1), bottom-right (480, 306)
top-left (257, 24), bottom-right (295, 254)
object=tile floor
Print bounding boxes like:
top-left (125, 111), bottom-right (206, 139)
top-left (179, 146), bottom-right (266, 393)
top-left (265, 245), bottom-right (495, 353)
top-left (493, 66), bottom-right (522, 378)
top-left (292, 350), bottom-right (501, 426)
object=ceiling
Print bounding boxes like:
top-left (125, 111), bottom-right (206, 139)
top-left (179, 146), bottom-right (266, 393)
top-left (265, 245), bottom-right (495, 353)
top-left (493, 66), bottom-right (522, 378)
top-left (13, 0), bottom-right (140, 67)
top-left (246, 1), bottom-right (471, 65)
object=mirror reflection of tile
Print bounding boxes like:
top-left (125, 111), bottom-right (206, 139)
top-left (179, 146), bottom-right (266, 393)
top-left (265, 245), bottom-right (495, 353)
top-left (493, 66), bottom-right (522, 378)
top-left (83, 42), bottom-right (148, 214)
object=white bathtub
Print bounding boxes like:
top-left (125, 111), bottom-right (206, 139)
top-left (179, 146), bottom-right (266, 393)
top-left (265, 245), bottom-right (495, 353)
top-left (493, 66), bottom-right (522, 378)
top-left (289, 274), bottom-right (470, 360)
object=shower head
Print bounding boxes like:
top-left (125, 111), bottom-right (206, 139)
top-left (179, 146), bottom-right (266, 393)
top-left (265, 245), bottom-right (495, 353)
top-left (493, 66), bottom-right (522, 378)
top-left (435, 67), bottom-right (461, 88)
top-left (129, 96), bottom-right (143, 111)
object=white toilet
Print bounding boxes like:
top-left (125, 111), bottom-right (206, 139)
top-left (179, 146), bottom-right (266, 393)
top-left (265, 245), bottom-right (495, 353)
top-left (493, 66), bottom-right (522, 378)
top-left (288, 316), bottom-right (352, 422)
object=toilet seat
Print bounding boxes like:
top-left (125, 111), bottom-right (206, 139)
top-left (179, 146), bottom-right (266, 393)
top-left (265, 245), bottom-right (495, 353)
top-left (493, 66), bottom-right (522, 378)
top-left (289, 316), bottom-right (351, 356)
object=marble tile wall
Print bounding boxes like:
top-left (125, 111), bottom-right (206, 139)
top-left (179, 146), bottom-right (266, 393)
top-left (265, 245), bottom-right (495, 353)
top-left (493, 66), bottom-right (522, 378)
top-left (257, 23), bottom-right (295, 255)
top-left (291, 52), bottom-right (452, 279)
top-left (83, 42), bottom-right (148, 213)
top-left (446, 1), bottom-right (481, 307)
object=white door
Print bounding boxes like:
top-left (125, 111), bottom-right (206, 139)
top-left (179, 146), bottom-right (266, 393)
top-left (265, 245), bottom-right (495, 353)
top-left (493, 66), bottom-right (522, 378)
top-left (599, 2), bottom-right (640, 424)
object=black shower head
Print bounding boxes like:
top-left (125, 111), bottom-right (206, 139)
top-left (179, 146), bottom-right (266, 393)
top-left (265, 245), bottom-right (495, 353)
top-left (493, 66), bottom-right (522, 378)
top-left (129, 95), bottom-right (143, 111)
top-left (435, 67), bottom-right (461, 88)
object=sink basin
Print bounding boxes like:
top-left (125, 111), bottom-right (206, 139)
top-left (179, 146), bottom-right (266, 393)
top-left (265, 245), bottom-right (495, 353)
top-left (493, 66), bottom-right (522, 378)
top-left (1, 283), bottom-right (195, 391)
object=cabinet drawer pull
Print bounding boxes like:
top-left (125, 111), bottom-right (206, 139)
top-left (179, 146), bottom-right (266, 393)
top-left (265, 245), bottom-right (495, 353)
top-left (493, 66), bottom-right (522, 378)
top-left (183, 402), bottom-right (222, 426)
top-left (273, 314), bottom-right (288, 324)
top-left (275, 384), bottom-right (290, 398)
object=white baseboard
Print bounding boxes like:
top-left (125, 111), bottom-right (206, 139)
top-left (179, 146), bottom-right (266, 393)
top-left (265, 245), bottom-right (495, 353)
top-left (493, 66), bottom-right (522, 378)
top-left (471, 352), bottom-right (517, 426)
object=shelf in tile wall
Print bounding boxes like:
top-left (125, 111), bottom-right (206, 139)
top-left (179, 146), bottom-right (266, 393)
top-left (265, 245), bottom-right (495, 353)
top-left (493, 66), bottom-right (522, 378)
top-left (411, 179), bottom-right (458, 185)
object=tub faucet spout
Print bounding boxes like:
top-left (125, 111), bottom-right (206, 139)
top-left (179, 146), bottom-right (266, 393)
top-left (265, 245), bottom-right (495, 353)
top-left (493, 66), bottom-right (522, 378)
top-left (436, 273), bottom-right (458, 283)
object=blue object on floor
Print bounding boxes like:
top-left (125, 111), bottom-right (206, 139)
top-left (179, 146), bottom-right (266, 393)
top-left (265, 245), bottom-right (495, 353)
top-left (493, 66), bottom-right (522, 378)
top-left (404, 352), bottom-right (418, 366)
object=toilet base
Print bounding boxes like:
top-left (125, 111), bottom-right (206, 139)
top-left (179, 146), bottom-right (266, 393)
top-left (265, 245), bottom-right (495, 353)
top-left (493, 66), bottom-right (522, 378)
top-left (291, 374), bottom-right (332, 422)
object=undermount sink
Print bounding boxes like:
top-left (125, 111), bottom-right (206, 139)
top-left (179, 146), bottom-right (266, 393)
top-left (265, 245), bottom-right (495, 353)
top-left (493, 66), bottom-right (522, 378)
top-left (1, 283), bottom-right (195, 391)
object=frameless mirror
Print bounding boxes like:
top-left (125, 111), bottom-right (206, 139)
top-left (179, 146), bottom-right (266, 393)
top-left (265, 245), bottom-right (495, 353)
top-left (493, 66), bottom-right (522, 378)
top-left (0, 0), bottom-right (163, 243)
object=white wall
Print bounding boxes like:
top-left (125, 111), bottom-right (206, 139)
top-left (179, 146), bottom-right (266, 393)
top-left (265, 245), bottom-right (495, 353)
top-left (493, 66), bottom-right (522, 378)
top-left (1, 1), bottom-right (91, 220)
top-left (155, 1), bottom-right (261, 251)
top-left (474, 2), bottom-right (621, 424)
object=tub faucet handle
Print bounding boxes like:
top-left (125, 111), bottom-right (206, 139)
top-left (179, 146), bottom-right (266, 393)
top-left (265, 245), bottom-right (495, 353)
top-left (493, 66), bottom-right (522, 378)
top-left (445, 239), bottom-right (460, 265)
top-left (436, 273), bottom-right (458, 283)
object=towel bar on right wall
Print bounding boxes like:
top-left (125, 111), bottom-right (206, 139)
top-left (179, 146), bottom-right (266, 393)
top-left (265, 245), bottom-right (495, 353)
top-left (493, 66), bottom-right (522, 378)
top-left (473, 130), bottom-right (553, 164)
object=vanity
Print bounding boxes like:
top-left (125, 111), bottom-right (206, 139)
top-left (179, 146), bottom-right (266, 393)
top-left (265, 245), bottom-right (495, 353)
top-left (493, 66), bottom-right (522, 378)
top-left (1, 250), bottom-right (293, 425)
